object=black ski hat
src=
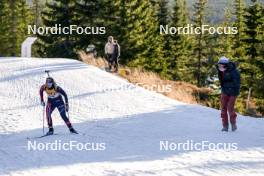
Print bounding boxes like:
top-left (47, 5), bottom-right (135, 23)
top-left (46, 77), bottom-right (57, 89)
top-left (46, 77), bottom-right (55, 84)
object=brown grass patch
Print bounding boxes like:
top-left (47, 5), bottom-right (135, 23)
top-left (79, 51), bottom-right (108, 68)
top-left (79, 51), bottom-right (212, 104)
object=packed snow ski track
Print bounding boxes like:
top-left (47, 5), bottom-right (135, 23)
top-left (0, 57), bottom-right (263, 176)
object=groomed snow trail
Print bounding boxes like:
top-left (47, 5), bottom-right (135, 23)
top-left (0, 57), bottom-right (263, 176)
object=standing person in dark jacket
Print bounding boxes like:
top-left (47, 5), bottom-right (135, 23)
top-left (111, 40), bottom-right (120, 72)
top-left (104, 37), bottom-right (120, 72)
top-left (40, 77), bottom-right (78, 135)
top-left (216, 56), bottom-right (240, 132)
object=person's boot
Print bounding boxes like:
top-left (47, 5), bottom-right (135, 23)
top-left (46, 127), bottom-right (54, 135)
top-left (115, 66), bottom-right (118, 73)
top-left (69, 127), bottom-right (78, 134)
top-left (221, 126), bottom-right (228, 132)
top-left (231, 123), bottom-right (237, 131)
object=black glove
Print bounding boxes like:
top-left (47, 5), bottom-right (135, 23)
top-left (41, 101), bottom-right (45, 107)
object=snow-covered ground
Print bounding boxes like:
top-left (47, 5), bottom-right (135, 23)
top-left (0, 57), bottom-right (263, 176)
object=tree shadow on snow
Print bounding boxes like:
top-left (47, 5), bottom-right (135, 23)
top-left (0, 61), bottom-right (88, 83)
top-left (0, 106), bottom-right (263, 174)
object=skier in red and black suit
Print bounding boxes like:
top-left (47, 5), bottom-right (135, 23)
top-left (40, 77), bottom-right (78, 135)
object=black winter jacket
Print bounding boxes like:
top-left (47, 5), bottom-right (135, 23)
top-left (216, 62), bottom-right (240, 96)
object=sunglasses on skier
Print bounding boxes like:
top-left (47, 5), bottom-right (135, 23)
top-left (46, 78), bottom-right (53, 83)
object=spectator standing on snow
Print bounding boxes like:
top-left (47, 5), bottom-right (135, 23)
top-left (111, 40), bottom-right (120, 72)
top-left (105, 36), bottom-right (120, 72)
top-left (105, 36), bottom-right (114, 68)
top-left (216, 56), bottom-right (240, 132)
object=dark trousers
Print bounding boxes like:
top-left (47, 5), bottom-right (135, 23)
top-left (109, 55), bottom-right (118, 71)
top-left (109, 58), bottom-right (118, 70)
top-left (220, 93), bottom-right (237, 127)
top-left (106, 54), bottom-right (112, 62)
top-left (46, 98), bottom-right (72, 129)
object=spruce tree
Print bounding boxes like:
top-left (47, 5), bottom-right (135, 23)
top-left (32, 0), bottom-right (42, 26)
top-left (242, 0), bottom-right (263, 114)
top-left (157, 0), bottom-right (171, 59)
top-left (133, 0), bottom-right (167, 76)
top-left (0, 0), bottom-right (32, 56)
top-left (155, 0), bottom-right (171, 78)
top-left (0, 0), bottom-right (11, 56)
top-left (192, 0), bottom-right (208, 87)
top-left (75, 0), bottom-right (116, 55)
top-left (112, 0), bottom-right (168, 77)
top-left (232, 0), bottom-right (246, 59)
top-left (16, 0), bottom-right (33, 55)
top-left (216, 6), bottom-right (233, 57)
top-left (9, 0), bottom-right (18, 56)
top-left (168, 0), bottom-right (192, 81)
top-left (157, 0), bottom-right (170, 26)
top-left (38, 0), bottom-right (80, 58)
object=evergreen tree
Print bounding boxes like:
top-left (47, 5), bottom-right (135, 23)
top-left (38, 0), bottom-right (80, 58)
top-left (243, 1), bottom-right (262, 61)
top-left (32, 0), bottom-right (42, 26)
top-left (75, 0), bottom-right (116, 55)
top-left (16, 0), bottom-right (33, 55)
top-left (0, 0), bottom-right (32, 56)
top-left (157, 0), bottom-right (170, 58)
top-left (112, 0), bottom-right (168, 77)
top-left (232, 0), bottom-right (246, 59)
top-left (134, 0), bottom-right (168, 76)
top-left (192, 0), bottom-right (208, 87)
top-left (157, 0), bottom-right (170, 27)
top-left (169, 0), bottom-right (192, 81)
top-left (9, 0), bottom-right (18, 56)
top-left (0, 0), bottom-right (11, 56)
top-left (242, 0), bottom-right (263, 114)
top-left (233, 0), bottom-right (245, 60)
top-left (156, 0), bottom-right (171, 78)
top-left (216, 6), bottom-right (233, 57)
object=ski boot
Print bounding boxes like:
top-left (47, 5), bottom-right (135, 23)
top-left (46, 127), bottom-right (54, 135)
top-left (221, 126), bottom-right (228, 132)
top-left (231, 123), bottom-right (237, 131)
top-left (69, 127), bottom-right (78, 134)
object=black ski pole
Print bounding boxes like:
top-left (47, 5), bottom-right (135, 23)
top-left (43, 104), bottom-right (45, 135)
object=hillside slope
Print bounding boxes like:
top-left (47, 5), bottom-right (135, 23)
top-left (0, 57), bottom-right (263, 176)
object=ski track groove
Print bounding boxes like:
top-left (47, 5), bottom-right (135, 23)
top-left (0, 58), bottom-right (263, 176)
